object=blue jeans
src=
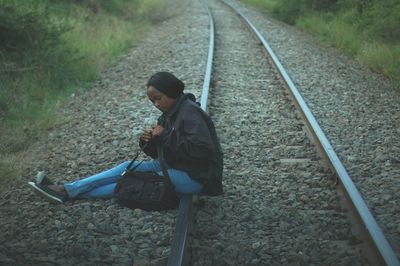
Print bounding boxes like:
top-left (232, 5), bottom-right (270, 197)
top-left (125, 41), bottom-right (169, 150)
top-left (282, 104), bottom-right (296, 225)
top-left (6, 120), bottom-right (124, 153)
top-left (64, 160), bottom-right (202, 199)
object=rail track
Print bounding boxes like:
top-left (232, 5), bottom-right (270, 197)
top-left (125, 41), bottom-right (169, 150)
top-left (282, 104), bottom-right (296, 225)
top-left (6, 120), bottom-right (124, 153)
top-left (166, 0), bottom-right (400, 265)
top-left (0, 0), bottom-right (397, 265)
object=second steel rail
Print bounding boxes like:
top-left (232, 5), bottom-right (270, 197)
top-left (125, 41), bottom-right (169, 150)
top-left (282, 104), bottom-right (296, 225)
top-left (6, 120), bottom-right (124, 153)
top-left (221, 0), bottom-right (399, 265)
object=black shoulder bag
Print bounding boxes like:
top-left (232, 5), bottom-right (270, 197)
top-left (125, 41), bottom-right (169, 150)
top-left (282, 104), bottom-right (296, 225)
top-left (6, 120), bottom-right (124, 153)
top-left (114, 143), bottom-right (179, 211)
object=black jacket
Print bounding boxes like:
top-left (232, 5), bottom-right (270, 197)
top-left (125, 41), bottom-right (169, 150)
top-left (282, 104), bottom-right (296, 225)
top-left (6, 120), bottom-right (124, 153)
top-left (139, 94), bottom-right (223, 196)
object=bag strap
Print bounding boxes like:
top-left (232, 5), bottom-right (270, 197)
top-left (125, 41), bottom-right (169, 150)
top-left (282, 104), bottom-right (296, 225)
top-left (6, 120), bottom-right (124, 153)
top-left (122, 142), bottom-right (153, 176)
top-left (156, 142), bottom-right (174, 188)
top-left (122, 152), bottom-right (143, 177)
top-left (122, 141), bottom-right (174, 189)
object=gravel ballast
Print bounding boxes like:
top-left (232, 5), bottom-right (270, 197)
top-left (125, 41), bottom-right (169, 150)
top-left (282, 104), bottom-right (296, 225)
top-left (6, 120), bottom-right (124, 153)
top-left (227, 0), bottom-right (400, 259)
top-left (0, 0), bottom-right (398, 265)
top-left (0, 0), bottom-right (209, 265)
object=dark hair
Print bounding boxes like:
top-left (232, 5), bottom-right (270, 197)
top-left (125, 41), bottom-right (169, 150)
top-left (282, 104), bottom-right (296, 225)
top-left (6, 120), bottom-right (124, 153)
top-left (147, 72), bottom-right (185, 99)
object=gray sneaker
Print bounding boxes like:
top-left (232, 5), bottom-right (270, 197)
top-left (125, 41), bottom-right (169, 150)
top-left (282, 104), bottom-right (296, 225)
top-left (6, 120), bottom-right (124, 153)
top-left (38, 176), bottom-right (54, 186)
top-left (28, 182), bottom-right (67, 204)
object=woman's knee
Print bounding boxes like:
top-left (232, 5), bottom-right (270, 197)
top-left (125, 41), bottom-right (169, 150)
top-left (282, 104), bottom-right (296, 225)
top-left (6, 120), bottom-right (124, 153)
top-left (167, 170), bottom-right (202, 194)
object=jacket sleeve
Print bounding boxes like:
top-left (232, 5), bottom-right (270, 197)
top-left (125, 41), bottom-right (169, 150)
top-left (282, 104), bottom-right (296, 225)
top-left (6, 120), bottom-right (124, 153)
top-left (162, 110), bottom-right (214, 163)
top-left (139, 139), bottom-right (158, 159)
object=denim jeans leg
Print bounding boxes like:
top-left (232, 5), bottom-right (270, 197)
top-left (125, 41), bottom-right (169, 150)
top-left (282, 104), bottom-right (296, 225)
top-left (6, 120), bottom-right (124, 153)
top-left (64, 159), bottom-right (202, 199)
top-left (165, 168), bottom-right (202, 194)
top-left (65, 160), bottom-right (162, 199)
top-left (137, 160), bottom-right (202, 193)
top-left (138, 160), bottom-right (202, 194)
top-left (64, 161), bottom-right (131, 199)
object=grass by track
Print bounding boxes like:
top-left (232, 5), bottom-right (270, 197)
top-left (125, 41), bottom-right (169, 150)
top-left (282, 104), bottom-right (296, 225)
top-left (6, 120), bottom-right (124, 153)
top-left (241, 0), bottom-right (400, 88)
top-left (0, 0), bottom-right (172, 188)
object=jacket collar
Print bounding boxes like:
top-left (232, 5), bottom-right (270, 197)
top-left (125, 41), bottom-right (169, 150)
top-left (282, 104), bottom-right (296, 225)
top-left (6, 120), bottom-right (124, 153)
top-left (164, 94), bottom-right (186, 118)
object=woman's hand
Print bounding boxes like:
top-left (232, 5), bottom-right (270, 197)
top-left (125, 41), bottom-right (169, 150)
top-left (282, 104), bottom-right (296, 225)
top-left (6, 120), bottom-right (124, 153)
top-left (140, 125), bottom-right (164, 142)
top-left (151, 125), bottom-right (164, 138)
top-left (140, 129), bottom-right (153, 142)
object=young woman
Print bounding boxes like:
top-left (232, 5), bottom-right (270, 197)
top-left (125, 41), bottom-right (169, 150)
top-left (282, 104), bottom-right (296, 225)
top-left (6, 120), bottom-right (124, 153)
top-left (29, 72), bottom-right (223, 203)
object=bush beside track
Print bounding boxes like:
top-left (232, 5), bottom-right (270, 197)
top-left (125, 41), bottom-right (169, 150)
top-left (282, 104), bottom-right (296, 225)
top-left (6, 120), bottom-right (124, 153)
top-left (0, 0), bottom-right (166, 188)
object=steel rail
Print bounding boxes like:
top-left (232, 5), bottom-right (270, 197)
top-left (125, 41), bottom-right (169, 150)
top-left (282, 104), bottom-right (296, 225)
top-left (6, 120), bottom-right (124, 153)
top-left (221, 0), bottom-right (399, 265)
top-left (200, 7), bottom-right (215, 112)
top-left (167, 7), bottom-right (215, 266)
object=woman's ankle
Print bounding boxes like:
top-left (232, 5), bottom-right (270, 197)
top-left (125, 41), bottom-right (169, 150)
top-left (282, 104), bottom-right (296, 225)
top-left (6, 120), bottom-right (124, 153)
top-left (48, 184), bottom-right (67, 196)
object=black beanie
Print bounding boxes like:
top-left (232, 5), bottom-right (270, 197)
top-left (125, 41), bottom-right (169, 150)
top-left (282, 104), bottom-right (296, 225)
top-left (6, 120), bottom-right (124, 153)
top-left (147, 72), bottom-right (185, 99)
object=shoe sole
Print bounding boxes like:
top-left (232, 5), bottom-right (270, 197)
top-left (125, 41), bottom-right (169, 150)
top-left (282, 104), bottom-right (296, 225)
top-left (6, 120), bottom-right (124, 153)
top-left (28, 182), bottom-right (64, 204)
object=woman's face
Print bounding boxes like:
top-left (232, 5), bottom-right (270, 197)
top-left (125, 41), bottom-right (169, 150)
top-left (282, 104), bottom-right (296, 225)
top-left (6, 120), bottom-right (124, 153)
top-left (147, 86), bottom-right (176, 112)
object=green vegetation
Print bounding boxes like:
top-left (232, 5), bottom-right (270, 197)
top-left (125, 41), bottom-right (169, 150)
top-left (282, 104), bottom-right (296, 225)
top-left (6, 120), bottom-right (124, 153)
top-left (241, 0), bottom-right (400, 86)
top-left (0, 0), bottom-right (166, 184)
